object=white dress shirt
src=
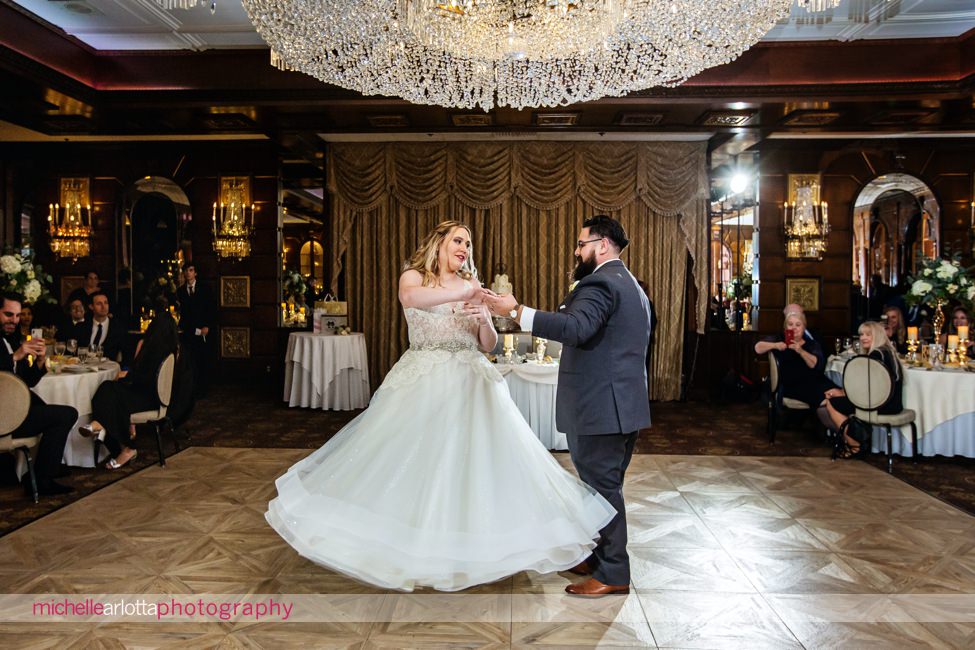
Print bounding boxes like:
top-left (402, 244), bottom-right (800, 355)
top-left (89, 317), bottom-right (109, 349)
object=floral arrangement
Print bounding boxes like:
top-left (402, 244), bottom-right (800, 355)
top-left (0, 251), bottom-right (56, 304)
top-left (282, 270), bottom-right (308, 303)
top-left (907, 255), bottom-right (974, 308)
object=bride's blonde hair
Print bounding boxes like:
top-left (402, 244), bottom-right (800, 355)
top-left (404, 220), bottom-right (477, 287)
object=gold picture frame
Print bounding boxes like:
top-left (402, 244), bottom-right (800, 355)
top-left (220, 275), bottom-right (250, 308)
top-left (787, 173), bottom-right (821, 204)
top-left (221, 327), bottom-right (250, 359)
top-left (785, 277), bottom-right (820, 312)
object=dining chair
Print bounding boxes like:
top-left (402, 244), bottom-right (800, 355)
top-left (130, 354), bottom-right (179, 467)
top-left (0, 372), bottom-right (41, 502)
top-left (766, 351), bottom-right (813, 443)
top-left (841, 355), bottom-right (918, 472)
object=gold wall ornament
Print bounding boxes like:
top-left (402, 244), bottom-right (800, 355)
top-left (784, 174), bottom-right (829, 260)
top-left (213, 176), bottom-right (255, 258)
top-left (220, 326), bottom-right (251, 359)
top-left (48, 177), bottom-right (92, 260)
top-left (220, 275), bottom-right (251, 308)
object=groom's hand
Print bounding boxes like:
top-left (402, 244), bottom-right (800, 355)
top-left (487, 293), bottom-right (518, 316)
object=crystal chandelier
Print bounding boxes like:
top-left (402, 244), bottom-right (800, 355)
top-left (48, 178), bottom-right (92, 260)
top-left (243, 0), bottom-right (794, 110)
top-left (784, 200), bottom-right (830, 260)
top-left (153, 0), bottom-right (216, 12)
top-left (212, 177), bottom-right (255, 258)
top-left (796, 0), bottom-right (840, 11)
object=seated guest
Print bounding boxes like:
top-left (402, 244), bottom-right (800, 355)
top-left (755, 310), bottom-right (834, 408)
top-left (81, 291), bottom-right (126, 362)
top-left (821, 321), bottom-right (902, 459)
top-left (882, 305), bottom-right (908, 354)
top-left (66, 269), bottom-right (103, 316)
top-left (17, 303), bottom-right (33, 338)
top-left (80, 299), bottom-right (178, 469)
top-left (58, 297), bottom-right (88, 344)
top-left (783, 303), bottom-right (816, 342)
top-left (0, 291), bottom-right (76, 496)
top-left (940, 306), bottom-right (973, 354)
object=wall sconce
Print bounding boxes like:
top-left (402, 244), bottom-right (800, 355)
top-left (213, 176), bottom-right (255, 258)
top-left (48, 177), bottom-right (92, 260)
top-left (784, 174), bottom-right (830, 260)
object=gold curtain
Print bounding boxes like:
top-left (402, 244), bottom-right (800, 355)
top-left (327, 141), bottom-right (707, 401)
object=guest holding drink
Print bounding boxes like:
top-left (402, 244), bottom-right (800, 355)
top-left (754, 310), bottom-right (834, 408)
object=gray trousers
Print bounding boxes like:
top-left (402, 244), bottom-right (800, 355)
top-left (566, 431), bottom-right (638, 586)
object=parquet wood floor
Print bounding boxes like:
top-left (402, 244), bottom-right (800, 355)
top-left (1, 448), bottom-right (973, 648)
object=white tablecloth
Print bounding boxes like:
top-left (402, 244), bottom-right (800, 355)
top-left (497, 362), bottom-right (567, 450)
top-left (26, 361), bottom-right (120, 471)
top-left (826, 355), bottom-right (975, 458)
top-left (284, 333), bottom-right (371, 410)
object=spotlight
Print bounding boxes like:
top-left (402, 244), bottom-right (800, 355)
top-left (729, 173), bottom-right (749, 195)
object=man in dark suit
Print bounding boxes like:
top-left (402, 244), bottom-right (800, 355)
top-left (80, 291), bottom-right (127, 362)
top-left (57, 297), bottom-right (88, 344)
top-left (1, 291), bottom-right (76, 496)
top-left (487, 215), bottom-right (652, 597)
top-left (177, 264), bottom-right (215, 397)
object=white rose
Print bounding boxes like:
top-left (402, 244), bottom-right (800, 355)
top-left (948, 283), bottom-right (958, 294)
top-left (912, 281), bottom-right (932, 295)
top-left (0, 255), bottom-right (20, 275)
top-left (924, 269), bottom-right (933, 277)
top-left (24, 280), bottom-right (41, 302)
top-left (940, 261), bottom-right (958, 276)
top-left (26, 269), bottom-right (34, 280)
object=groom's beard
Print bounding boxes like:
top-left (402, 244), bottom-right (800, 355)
top-left (572, 253), bottom-right (597, 282)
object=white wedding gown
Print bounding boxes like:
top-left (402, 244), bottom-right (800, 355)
top-left (266, 296), bottom-right (615, 592)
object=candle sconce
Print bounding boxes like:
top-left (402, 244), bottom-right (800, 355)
top-left (213, 176), bottom-right (255, 258)
top-left (784, 174), bottom-right (829, 260)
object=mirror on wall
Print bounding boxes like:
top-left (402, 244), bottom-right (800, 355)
top-left (852, 173), bottom-right (940, 306)
top-left (709, 164), bottom-right (757, 332)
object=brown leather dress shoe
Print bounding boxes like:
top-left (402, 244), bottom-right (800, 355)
top-left (565, 578), bottom-right (629, 597)
top-left (566, 560), bottom-right (592, 576)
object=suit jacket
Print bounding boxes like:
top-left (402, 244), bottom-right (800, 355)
top-left (57, 319), bottom-right (88, 344)
top-left (177, 282), bottom-right (216, 334)
top-left (0, 332), bottom-right (46, 388)
top-left (532, 259), bottom-right (653, 436)
top-left (79, 317), bottom-right (127, 362)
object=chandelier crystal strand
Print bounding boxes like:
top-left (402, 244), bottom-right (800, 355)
top-left (242, 0), bottom-right (793, 110)
top-left (796, 0), bottom-right (840, 11)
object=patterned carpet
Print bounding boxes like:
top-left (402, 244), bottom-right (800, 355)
top-left (2, 382), bottom-right (973, 536)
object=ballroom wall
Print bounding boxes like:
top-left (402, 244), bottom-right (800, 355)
top-left (0, 140), bottom-right (281, 379)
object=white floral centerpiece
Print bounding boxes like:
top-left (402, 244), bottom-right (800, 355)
top-left (0, 251), bottom-right (56, 304)
top-left (907, 255), bottom-right (974, 340)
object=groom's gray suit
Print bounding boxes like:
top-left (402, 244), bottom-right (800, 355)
top-left (531, 258), bottom-right (652, 586)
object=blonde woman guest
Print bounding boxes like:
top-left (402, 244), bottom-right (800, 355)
top-left (264, 220), bottom-right (615, 592)
top-left (883, 305), bottom-right (907, 354)
top-left (755, 310), bottom-right (834, 408)
top-left (822, 321), bottom-right (903, 458)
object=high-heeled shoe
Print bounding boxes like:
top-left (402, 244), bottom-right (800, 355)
top-left (106, 450), bottom-right (137, 470)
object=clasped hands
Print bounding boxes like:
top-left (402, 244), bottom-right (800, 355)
top-left (14, 338), bottom-right (46, 365)
top-left (456, 287), bottom-right (520, 326)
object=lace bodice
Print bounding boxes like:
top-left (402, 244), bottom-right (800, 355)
top-left (378, 297), bottom-right (502, 392)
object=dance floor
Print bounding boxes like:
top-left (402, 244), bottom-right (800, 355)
top-left (1, 448), bottom-right (973, 648)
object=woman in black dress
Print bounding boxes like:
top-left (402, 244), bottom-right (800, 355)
top-left (79, 298), bottom-right (179, 468)
top-left (822, 320), bottom-right (902, 458)
top-left (754, 310), bottom-right (835, 408)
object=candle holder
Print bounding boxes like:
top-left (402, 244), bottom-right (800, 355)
top-left (960, 338), bottom-right (970, 364)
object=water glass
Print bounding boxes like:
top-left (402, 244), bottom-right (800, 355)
top-left (54, 342), bottom-right (66, 357)
top-left (78, 347), bottom-right (89, 364)
top-left (834, 338), bottom-right (842, 355)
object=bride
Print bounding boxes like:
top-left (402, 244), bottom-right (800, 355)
top-left (266, 220), bottom-right (614, 591)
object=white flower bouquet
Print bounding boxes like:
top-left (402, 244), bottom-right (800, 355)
top-left (0, 251), bottom-right (56, 304)
top-left (907, 255), bottom-right (974, 308)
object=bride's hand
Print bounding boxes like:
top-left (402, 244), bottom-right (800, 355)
top-left (460, 303), bottom-right (492, 327)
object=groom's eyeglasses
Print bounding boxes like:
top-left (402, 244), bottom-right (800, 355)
top-left (576, 238), bottom-right (603, 249)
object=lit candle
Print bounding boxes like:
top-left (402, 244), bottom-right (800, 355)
top-left (503, 334), bottom-right (513, 350)
top-left (958, 326), bottom-right (969, 341)
top-left (907, 326), bottom-right (918, 342)
top-left (948, 335), bottom-right (959, 351)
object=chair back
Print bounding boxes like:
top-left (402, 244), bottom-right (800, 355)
top-left (767, 351), bottom-right (780, 393)
top-left (156, 354), bottom-right (176, 416)
top-left (842, 355), bottom-right (892, 412)
top-left (0, 371), bottom-right (31, 435)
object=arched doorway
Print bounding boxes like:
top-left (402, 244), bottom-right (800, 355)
top-left (852, 173), bottom-right (940, 295)
top-left (121, 177), bottom-right (192, 321)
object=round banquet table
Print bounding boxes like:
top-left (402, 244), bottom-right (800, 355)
top-left (284, 332), bottom-right (371, 410)
top-left (497, 362), bottom-right (568, 451)
top-left (17, 361), bottom-right (121, 476)
top-left (826, 354), bottom-right (975, 458)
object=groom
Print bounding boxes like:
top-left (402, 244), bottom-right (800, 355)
top-left (485, 215), bottom-right (652, 597)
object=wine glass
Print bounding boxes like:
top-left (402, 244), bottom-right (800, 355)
top-left (78, 347), bottom-right (89, 364)
top-left (843, 337), bottom-right (853, 354)
top-left (834, 338), bottom-right (842, 355)
top-left (54, 342), bottom-right (66, 357)
top-left (66, 339), bottom-right (78, 356)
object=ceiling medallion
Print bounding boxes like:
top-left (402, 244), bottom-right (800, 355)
top-left (242, 0), bottom-right (794, 110)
